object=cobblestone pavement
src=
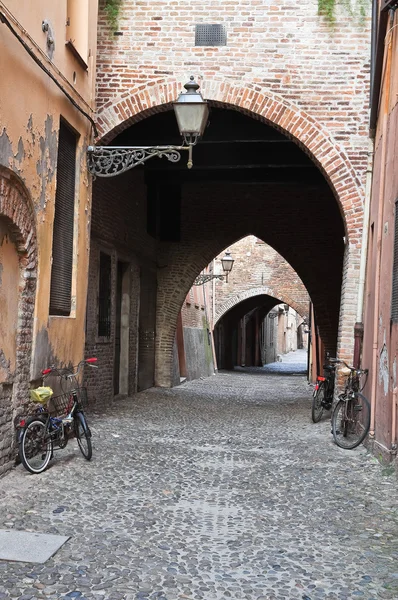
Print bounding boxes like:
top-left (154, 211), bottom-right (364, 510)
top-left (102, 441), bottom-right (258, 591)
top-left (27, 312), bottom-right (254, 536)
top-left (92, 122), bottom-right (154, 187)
top-left (1, 370), bottom-right (398, 600)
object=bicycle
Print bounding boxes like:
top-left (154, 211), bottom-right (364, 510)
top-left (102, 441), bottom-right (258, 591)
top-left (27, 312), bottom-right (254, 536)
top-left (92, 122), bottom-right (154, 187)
top-left (18, 358), bottom-right (98, 474)
top-left (330, 359), bottom-right (370, 450)
top-left (311, 357), bottom-right (336, 423)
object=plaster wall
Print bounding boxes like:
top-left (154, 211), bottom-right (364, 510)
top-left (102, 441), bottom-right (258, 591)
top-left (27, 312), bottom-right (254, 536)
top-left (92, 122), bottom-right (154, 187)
top-left (0, 1), bottom-right (98, 474)
top-left (0, 219), bottom-right (19, 381)
top-left (0, 1), bottom-right (98, 375)
top-left (362, 10), bottom-right (398, 459)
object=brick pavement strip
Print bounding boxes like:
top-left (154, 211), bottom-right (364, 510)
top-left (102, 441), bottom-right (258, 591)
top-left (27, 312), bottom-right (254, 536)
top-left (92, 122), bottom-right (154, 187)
top-left (0, 371), bottom-right (398, 600)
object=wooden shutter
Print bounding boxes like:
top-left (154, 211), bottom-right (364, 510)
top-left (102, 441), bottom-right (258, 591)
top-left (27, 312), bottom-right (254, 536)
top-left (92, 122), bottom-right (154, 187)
top-left (49, 121), bottom-right (76, 316)
top-left (391, 200), bottom-right (398, 321)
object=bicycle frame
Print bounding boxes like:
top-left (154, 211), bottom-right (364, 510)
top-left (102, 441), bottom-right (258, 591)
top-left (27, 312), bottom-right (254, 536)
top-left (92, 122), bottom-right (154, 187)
top-left (17, 358), bottom-right (97, 473)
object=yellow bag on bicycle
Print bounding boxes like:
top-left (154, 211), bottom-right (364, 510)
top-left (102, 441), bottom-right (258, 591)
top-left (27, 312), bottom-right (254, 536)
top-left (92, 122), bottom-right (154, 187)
top-left (29, 386), bottom-right (54, 403)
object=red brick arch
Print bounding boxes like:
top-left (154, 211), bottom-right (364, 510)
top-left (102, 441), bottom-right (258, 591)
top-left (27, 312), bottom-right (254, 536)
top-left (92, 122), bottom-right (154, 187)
top-left (95, 79), bottom-right (364, 386)
top-left (214, 287), bottom-right (308, 326)
top-left (0, 167), bottom-right (37, 262)
top-left (96, 78), bottom-right (364, 231)
top-left (0, 166), bottom-right (37, 471)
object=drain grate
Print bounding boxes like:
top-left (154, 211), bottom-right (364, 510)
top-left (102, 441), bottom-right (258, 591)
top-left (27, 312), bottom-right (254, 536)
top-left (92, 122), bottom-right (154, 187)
top-left (195, 24), bottom-right (227, 47)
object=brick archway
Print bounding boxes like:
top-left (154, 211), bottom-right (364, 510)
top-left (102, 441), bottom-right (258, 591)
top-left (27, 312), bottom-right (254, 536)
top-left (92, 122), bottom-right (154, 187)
top-left (214, 287), bottom-right (308, 326)
top-left (96, 80), bottom-right (363, 386)
top-left (96, 79), bottom-right (363, 230)
top-left (0, 166), bottom-right (37, 475)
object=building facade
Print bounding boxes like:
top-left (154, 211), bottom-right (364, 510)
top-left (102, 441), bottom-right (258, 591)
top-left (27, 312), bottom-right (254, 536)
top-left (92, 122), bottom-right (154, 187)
top-left (361, 0), bottom-right (398, 464)
top-left (0, 1), bottom-right (98, 475)
top-left (85, 0), bottom-right (371, 399)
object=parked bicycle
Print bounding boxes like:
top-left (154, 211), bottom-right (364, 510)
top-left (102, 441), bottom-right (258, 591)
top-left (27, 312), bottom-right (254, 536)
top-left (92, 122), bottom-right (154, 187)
top-left (18, 358), bottom-right (98, 474)
top-left (311, 357), bottom-right (336, 423)
top-left (331, 359), bottom-right (370, 449)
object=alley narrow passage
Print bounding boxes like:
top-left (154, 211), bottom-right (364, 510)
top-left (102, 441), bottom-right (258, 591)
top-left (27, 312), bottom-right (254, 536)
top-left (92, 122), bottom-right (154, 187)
top-left (1, 367), bottom-right (398, 600)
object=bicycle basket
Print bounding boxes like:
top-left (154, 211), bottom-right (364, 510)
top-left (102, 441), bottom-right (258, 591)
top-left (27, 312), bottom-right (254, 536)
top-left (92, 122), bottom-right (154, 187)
top-left (47, 393), bottom-right (74, 417)
top-left (74, 387), bottom-right (88, 407)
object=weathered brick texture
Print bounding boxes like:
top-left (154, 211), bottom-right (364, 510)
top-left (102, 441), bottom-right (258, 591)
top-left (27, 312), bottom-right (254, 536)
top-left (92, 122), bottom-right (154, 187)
top-left (0, 168), bottom-right (37, 476)
top-left (85, 170), bottom-right (153, 401)
top-left (212, 236), bottom-right (310, 324)
top-left (93, 0), bottom-right (370, 386)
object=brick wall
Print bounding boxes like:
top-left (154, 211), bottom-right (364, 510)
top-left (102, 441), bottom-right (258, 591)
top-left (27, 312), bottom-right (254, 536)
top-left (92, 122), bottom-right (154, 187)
top-left (212, 236), bottom-right (310, 324)
top-left (0, 168), bottom-right (37, 477)
top-left (85, 168), bottom-right (154, 401)
top-left (96, 0), bottom-right (370, 175)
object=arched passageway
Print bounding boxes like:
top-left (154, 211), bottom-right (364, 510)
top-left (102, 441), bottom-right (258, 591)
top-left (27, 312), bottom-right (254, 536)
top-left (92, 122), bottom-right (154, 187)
top-left (214, 290), bottom-right (306, 370)
top-left (87, 84), bottom-right (362, 393)
top-left (0, 167), bottom-right (37, 474)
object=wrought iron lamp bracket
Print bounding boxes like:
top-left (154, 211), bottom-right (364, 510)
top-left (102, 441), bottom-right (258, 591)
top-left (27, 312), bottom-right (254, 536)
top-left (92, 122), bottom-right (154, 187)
top-left (193, 273), bottom-right (225, 286)
top-left (87, 145), bottom-right (192, 178)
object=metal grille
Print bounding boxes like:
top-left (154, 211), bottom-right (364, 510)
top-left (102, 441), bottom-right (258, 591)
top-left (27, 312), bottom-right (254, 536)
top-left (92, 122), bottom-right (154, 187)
top-left (195, 24), bottom-right (227, 47)
top-left (98, 252), bottom-right (112, 337)
top-left (392, 200), bottom-right (398, 321)
top-left (49, 120), bottom-right (77, 316)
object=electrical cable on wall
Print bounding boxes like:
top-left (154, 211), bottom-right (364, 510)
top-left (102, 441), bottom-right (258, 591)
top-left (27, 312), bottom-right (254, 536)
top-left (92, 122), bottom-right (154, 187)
top-left (0, 10), bottom-right (98, 138)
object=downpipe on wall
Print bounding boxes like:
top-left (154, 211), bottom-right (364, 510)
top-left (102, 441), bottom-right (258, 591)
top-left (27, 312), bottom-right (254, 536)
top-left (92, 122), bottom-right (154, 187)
top-left (353, 137), bottom-right (374, 368)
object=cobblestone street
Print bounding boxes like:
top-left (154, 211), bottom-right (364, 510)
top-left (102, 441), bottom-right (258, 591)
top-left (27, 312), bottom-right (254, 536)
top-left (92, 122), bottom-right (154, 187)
top-left (1, 366), bottom-right (398, 600)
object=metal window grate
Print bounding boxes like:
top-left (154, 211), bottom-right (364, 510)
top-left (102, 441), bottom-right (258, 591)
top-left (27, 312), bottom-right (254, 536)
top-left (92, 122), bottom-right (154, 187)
top-left (195, 24), bottom-right (227, 47)
top-left (391, 199), bottom-right (398, 321)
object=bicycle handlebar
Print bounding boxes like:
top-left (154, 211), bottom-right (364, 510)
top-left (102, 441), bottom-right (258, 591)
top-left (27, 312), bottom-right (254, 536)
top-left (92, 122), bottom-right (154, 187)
top-left (328, 357), bottom-right (368, 375)
top-left (42, 358), bottom-right (98, 377)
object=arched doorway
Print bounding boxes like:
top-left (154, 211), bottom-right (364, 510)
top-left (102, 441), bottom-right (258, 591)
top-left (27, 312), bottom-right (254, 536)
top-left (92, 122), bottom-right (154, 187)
top-left (0, 167), bottom-right (37, 474)
top-left (90, 82), bottom-right (362, 389)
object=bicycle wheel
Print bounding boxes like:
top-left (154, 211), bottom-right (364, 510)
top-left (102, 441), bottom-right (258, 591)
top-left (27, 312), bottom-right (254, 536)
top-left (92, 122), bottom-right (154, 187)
top-left (312, 382), bottom-right (325, 423)
top-left (74, 411), bottom-right (92, 460)
top-left (332, 392), bottom-right (371, 449)
top-left (19, 417), bottom-right (53, 474)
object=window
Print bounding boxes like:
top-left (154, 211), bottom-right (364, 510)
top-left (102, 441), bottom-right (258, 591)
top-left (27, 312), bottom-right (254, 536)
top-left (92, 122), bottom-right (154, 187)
top-left (66, 0), bottom-right (89, 68)
top-left (391, 201), bottom-right (398, 321)
top-left (98, 252), bottom-right (112, 337)
top-left (49, 120), bottom-right (77, 316)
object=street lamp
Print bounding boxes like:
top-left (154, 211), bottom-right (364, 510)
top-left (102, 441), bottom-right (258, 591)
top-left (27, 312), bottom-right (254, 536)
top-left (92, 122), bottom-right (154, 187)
top-left (87, 76), bottom-right (209, 177)
top-left (193, 250), bottom-right (235, 286)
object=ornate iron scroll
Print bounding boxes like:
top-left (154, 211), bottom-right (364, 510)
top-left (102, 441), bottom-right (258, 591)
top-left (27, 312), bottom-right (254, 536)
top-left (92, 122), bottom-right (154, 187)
top-left (87, 146), bottom-right (187, 177)
top-left (193, 274), bottom-right (225, 286)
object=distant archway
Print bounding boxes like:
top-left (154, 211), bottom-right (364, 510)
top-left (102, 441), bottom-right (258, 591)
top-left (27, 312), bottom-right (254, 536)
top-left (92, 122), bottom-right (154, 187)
top-left (214, 287), bottom-right (308, 326)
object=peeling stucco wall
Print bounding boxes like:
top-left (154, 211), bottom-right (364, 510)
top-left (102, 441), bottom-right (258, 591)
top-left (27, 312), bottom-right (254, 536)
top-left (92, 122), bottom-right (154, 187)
top-left (0, 1), bottom-right (98, 476)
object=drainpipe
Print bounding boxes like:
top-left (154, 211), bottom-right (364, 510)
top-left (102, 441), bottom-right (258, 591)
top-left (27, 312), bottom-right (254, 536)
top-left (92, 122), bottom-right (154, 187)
top-left (391, 387), bottom-right (398, 454)
top-left (353, 138), bottom-right (374, 368)
top-left (369, 10), bottom-right (395, 439)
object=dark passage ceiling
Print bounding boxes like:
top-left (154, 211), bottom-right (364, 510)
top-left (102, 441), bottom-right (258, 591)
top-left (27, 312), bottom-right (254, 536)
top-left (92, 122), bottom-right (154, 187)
top-left (113, 107), bottom-right (326, 185)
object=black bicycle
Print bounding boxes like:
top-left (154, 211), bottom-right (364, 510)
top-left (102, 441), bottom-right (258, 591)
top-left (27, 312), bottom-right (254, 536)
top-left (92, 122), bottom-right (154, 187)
top-left (18, 358), bottom-right (98, 474)
top-left (311, 359), bottom-right (336, 423)
top-left (331, 360), bottom-right (370, 449)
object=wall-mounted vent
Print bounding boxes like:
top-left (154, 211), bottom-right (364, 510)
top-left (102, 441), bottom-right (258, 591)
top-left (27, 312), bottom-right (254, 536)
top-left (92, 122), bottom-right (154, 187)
top-left (195, 24), bottom-right (227, 47)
